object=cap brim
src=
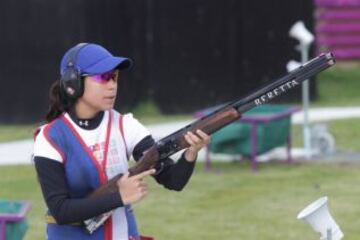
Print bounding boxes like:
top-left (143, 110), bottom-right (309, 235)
top-left (82, 56), bottom-right (133, 75)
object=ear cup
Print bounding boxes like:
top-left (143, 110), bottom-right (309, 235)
top-left (60, 43), bottom-right (88, 100)
top-left (60, 64), bottom-right (83, 99)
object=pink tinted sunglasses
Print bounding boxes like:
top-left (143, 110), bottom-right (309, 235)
top-left (85, 71), bottom-right (118, 83)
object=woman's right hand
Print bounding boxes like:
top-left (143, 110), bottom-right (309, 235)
top-left (117, 169), bottom-right (156, 205)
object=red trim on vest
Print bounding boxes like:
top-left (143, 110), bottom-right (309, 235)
top-left (140, 236), bottom-right (155, 240)
top-left (43, 122), bottom-right (66, 163)
top-left (61, 111), bottom-right (115, 240)
top-left (104, 217), bottom-right (113, 240)
top-left (33, 127), bottom-right (41, 141)
top-left (119, 115), bottom-right (130, 160)
top-left (102, 111), bottom-right (112, 174)
top-left (104, 112), bottom-right (113, 239)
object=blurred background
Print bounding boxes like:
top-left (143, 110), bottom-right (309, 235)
top-left (1, 0), bottom-right (360, 239)
top-left (0, 0), bottom-right (315, 123)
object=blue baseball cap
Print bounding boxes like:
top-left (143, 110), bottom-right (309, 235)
top-left (60, 43), bottom-right (133, 76)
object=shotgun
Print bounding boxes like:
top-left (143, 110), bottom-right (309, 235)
top-left (84, 52), bottom-right (335, 233)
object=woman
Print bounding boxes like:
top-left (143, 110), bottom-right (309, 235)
top-left (33, 43), bottom-right (210, 240)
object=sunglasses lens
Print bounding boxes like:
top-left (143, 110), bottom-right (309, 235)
top-left (91, 71), bottom-right (116, 83)
top-left (101, 72), bottom-right (115, 81)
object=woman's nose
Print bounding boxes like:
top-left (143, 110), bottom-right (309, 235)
top-left (107, 79), bottom-right (117, 88)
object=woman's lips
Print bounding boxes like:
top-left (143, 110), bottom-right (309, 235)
top-left (104, 96), bottom-right (116, 100)
top-left (104, 96), bottom-right (116, 103)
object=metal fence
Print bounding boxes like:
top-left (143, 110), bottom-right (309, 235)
top-left (315, 0), bottom-right (360, 59)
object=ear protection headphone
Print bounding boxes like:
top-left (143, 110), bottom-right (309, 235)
top-left (60, 43), bottom-right (89, 100)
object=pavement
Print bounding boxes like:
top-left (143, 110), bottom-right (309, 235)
top-left (1, 106), bottom-right (360, 165)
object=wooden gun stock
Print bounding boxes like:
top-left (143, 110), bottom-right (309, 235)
top-left (89, 145), bottom-right (160, 198)
top-left (89, 107), bottom-right (240, 198)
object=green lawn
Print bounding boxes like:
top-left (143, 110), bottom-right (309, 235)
top-left (315, 66), bottom-right (360, 106)
top-left (292, 118), bottom-right (360, 151)
top-left (2, 161), bottom-right (360, 240)
top-left (0, 124), bottom-right (37, 143)
top-left (1, 117), bottom-right (359, 239)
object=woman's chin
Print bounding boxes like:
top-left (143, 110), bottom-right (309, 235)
top-left (101, 106), bottom-right (113, 111)
top-left (101, 102), bottom-right (115, 111)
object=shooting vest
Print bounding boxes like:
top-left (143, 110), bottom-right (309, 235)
top-left (43, 110), bottom-right (139, 240)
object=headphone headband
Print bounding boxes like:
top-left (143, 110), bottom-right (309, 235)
top-left (65, 43), bottom-right (88, 70)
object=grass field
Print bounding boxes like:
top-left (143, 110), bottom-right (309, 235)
top-left (2, 161), bottom-right (360, 240)
top-left (1, 117), bottom-right (360, 240)
top-left (0, 124), bottom-right (37, 143)
top-left (315, 66), bottom-right (360, 106)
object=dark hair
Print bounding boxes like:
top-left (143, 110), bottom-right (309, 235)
top-left (45, 80), bottom-right (76, 122)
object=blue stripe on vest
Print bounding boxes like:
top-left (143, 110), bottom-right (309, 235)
top-left (45, 119), bottom-right (105, 239)
top-left (126, 205), bottom-right (139, 238)
top-left (45, 116), bottom-right (141, 239)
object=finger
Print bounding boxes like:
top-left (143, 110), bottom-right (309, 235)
top-left (184, 133), bottom-right (195, 146)
top-left (188, 131), bottom-right (203, 145)
top-left (195, 132), bottom-right (210, 145)
top-left (135, 181), bottom-right (143, 188)
top-left (140, 189), bottom-right (148, 198)
top-left (143, 190), bottom-right (148, 197)
top-left (136, 192), bottom-right (144, 202)
top-left (132, 168), bottom-right (156, 180)
top-left (120, 172), bottom-right (130, 181)
top-left (136, 187), bottom-right (147, 198)
top-left (135, 178), bottom-right (144, 183)
top-left (196, 130), bottom-right (210, 141)
top-left (139, 185), bottom-right (148, 194)
top-left (138, 182), bottom-right (147, 189)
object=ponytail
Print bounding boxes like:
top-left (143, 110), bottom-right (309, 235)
top-left (45, 80), bottom-right (75, 123)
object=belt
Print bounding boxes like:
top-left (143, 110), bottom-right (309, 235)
top-left (46, 215), bottom-right (155, 239)
top-left (45, 215), bottom-right (82, 226)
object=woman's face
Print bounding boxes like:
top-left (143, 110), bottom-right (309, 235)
top-left (76, 69), bottom-right (119, 117)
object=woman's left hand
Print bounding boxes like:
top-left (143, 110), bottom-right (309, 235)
top-left (184, 129), bottom-right (210, 162)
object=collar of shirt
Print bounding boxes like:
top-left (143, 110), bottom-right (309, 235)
top-left (68, 110), bottom-right (104, 130)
